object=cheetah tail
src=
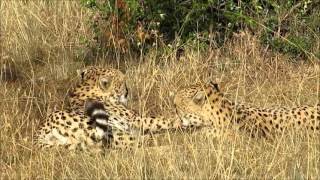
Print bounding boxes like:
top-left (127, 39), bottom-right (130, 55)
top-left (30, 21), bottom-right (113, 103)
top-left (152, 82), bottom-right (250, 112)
top-left (84, 100), bottom-right (132, 133)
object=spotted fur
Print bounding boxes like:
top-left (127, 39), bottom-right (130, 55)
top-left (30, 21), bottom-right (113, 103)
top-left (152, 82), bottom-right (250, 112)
top-left (34, 66), bottom-right (131, 150)
top-left (173, 82), bottom-right (320, 138)
top-left (70, 66), bottom-right (128, 108)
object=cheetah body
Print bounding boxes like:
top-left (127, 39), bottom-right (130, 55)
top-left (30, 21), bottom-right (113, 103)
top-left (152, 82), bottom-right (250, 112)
top-left (235, 104), bottom-right (320, 137)
top-left (35, 67), bottom-right (135, 150)
top-left (173, 82), bottom-right (320, 138)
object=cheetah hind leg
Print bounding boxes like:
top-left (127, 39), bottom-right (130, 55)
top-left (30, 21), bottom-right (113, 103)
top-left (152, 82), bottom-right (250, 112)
top-left (35, 128), bottom-right (83, 150)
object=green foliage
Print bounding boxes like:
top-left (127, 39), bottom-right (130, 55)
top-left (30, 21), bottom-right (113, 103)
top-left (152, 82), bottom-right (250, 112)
top-left (260, 0), bottom-right (319, 59)
top-left (80, 0), bottom-right (319, 60)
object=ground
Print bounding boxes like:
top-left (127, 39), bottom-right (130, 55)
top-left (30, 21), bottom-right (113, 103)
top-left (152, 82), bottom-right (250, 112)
top-left (1, 1), bottom-right (319, 179)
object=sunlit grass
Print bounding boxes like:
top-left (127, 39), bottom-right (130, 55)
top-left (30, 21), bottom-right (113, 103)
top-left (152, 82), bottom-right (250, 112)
top-left (0, 0), bottom-right (319, 179)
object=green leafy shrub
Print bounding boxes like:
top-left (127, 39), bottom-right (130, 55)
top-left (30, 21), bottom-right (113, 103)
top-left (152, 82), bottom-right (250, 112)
top-left (260, 0), bottom-right (319, 59)
top-left (80, 0), bottom-right (319, 60)
top-left (80, 0), bottom-right (253, 54)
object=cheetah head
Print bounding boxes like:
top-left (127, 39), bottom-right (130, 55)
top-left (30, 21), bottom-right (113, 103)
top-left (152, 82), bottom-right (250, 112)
top-left (173, 82), bottom-right (224, 128)
top-left (70, 66), bottom-right (128, 107)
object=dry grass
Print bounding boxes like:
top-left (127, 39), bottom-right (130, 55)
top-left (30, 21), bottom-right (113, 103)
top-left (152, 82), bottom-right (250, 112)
top-left (1, 0), bottom-right (320, 179)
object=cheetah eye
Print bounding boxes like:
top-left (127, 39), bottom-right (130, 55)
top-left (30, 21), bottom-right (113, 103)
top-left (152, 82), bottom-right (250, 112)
top-left (99, 77), bottom-right (111, 90)
top-left (193, 91), bottom-right (206, 105)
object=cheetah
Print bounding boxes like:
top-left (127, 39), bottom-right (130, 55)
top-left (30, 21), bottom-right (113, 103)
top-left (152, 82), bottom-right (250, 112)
top-left (34, 66), bottom-right (132, 150)
top-left (173, 81), bottom-right (320, 138)
top-left (35, 66), bottom-right (182, 150)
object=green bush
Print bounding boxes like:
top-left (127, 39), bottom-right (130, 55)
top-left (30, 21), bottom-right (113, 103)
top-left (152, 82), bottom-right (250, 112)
top-left (260, 1), bottom-right (319, 59)
top-left (80, 0), bottom-right (319, 60)
top-left (80, 0), bottom-right (252, 54)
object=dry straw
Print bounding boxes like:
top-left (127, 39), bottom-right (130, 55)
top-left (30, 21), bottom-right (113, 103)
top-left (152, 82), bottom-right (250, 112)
top-left (0, 0), bottom-right (319, 179)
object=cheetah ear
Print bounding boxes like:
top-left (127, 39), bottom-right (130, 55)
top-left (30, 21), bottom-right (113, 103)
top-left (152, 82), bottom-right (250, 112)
top-left (209, 81), bottom-right (220, 92)
top-left (77, 69), bottom-right (86, 81)
top-left (99, 77), bottom-right (112, 90)
top-left (193, 91), bottom-right (206, 105)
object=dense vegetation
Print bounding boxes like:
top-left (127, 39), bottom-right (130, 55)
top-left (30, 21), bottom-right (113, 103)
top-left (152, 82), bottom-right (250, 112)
top-left (81, 0), bottom-right (320, 60)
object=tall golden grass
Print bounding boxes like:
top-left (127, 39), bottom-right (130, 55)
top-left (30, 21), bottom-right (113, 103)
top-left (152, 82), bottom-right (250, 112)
top-left (1, 0), bottom-right (319, 179)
